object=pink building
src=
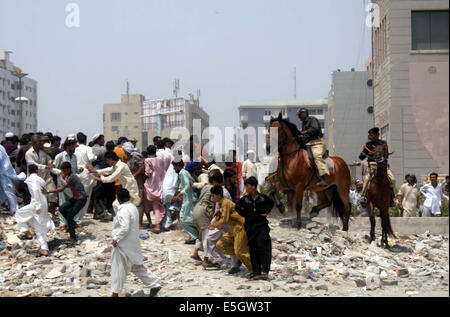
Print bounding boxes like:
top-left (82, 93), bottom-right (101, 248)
top-left (372, 0), bottom-right (449, 181)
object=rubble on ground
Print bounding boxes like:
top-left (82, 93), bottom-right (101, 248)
top-left (0, 212), bottom-right (448, 297)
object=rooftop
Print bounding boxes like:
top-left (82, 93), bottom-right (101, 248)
top-left (238, 99), bottom-right (328, 109)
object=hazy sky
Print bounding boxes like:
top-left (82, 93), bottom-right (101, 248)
top-left (1, 0), bottom-right (371, 140)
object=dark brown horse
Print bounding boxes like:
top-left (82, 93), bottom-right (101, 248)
top-left (367, 145), bottom-right (396, 247)
top-left (268, 113), bottom-right (352, 230)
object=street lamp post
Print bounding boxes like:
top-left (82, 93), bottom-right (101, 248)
top-left (11, 70), bottom-right (29, 137)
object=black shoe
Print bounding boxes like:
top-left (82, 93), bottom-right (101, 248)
top-left (316, 176), bottom-right (328, 187)
top-left (184, 239), bottom-right (196, 245)
top-left (228, 267), bottom-right (241, 275)
top-left (149, 286), bottom-right (162, 297)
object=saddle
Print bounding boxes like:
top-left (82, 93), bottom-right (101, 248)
top-left (303, 146), bottom-right (336, 175)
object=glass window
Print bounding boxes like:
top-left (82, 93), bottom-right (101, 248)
top-left (111, 112), bottom-right (121, 122)
top-left (412, 11), bottom-right (449, 50)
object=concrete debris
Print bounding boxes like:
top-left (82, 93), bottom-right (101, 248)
top-left (0, 214), bottom-right (447, 297)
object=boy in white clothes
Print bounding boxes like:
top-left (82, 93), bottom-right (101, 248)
top-left (15, 164), bottom-right (55, 256)
top-left (111, 188), bottom-right (162, 297)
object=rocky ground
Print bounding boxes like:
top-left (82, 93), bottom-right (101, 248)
top-left (0, 211), bottom-right (448, 297)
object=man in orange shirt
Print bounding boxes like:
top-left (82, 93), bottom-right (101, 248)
top-left (114, 137), bottom-right (128, 163)
top-left (114, 137), bottom-right (128, 189)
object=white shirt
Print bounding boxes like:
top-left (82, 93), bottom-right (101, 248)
top-left (75, 144), bottom-right (97, 188)
top-left (15, 173), bottom-right (54, 231)
top-left (112, 201), bottom-right (143, 265)
top-left (420, 183), bottom-right (449, 215)
top-left (242, 159), bottom-right (257, 180)
top-left (162, 164), bottom-right (180, 203)
top-left (25, 147), bottom-right (52, 180)
top-left (398, 183), bottom-right (420, 213)
top-left (75, 144), bottom-right (97, 168)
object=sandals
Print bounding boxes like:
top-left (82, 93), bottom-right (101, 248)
top-left (202, 262), bottom-right (221, 270)
top-left (249, 274), bottom-right (269, 281)
top-left (190, 255), bottom-right (202, 262)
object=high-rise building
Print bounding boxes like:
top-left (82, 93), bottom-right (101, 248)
top-left (328, 70), bottom-right (374, 165)
top-left (0, 50), bottom-right (38, 139)
top-left (372, 0), bottom-right (449, 180)
top-left (141, 97), bottom-right (209, 150)
top-left (103, 94), bottom-right (144, 149)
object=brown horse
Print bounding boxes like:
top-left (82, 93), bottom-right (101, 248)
top-left (367, 145), bottom-right (396, 247)
top-left (268, 113), bottom-right (352, 230)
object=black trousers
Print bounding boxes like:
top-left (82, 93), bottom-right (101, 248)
top-left (60, 198), bottom-right (87, 238)
top-left (93, 182), bottom-right (115, 215)
top-left (247, 228), bottom-right (272, 275)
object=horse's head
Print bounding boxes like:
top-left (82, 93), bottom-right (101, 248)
top-left (372, 144), bottom-right (389, 165)
top-left (266, 112), bottom-right (304, 155)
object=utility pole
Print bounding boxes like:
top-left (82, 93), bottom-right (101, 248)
top-left (11, 70), bottom-right (29, 137)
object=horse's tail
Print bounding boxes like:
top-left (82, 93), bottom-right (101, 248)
top-left (383, 212), bottom-right (396, 238)
top-left (330, 185), bottom-right (345, 223)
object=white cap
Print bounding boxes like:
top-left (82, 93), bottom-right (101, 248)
top-left (92, 133), bottom-right (102, 142)
top-left (43, 143), bottom-right (51, 148)
top-left (5, 132), bottom-right (14, 138)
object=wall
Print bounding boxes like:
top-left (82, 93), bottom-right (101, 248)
top-left (103, 94), bottom-right (144, 150)
top-left (328, 71), bottom-right (374, 166)
top-left (373, 0), bottom-right (449, 181)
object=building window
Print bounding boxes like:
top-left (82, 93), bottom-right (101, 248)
top-left (111, 126), bottom-right (119, 133)
top-left (381, 124), bottom-right (390, 143)
top-left (412, 11), bottom-right (449, 50)
top-left (111, 112), bottom-right (121, 122)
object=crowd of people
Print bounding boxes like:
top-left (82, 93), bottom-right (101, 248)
top-left (1, 131), bottom-right (272, 296)
top-left (349, 172), bottom-right (449, 218)
top-left (1, 129), bottom-right (449, 296)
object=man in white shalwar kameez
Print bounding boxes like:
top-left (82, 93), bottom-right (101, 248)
top-left (0, 144), bottom-right (26, 213)
top-left (74, 133), bottom-right (97, 223)
top-left (15, 164), bottom-right (55, 256)
top-left (420, 172), bottom-right (449, 217)
top-left (111, 189), bottom-right (161, 297)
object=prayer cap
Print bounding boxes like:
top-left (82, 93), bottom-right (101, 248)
top-left (92, 134), bottom-right (103, 142)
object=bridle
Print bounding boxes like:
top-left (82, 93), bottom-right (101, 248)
top-left (272, 121), bottom-right (302, 158)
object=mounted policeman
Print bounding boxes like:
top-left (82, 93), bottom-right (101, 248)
top-left (359, 127), bottom-right (396, 207)
top-left (296, 108), bottom-right (329, 187)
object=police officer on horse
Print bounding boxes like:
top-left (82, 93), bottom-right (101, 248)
top-left (296, 108), bottom-right (329, 187)
top-left (359, 128), bottom-right (396, 207)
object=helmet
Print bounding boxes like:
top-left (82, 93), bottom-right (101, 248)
top-left (297, 108), bottom-right (309, 115)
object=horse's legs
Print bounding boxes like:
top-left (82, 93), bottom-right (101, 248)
top-left (336, 182), bottom-right (351, 232)
top-left (368, 202), bottom-right (376, 242)
top-left (295, 186), bottom-right (306, 229)
top-left (310, 191), bottom-right (331, 218)
top-left (381, 209), bottom-right (389, 248)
